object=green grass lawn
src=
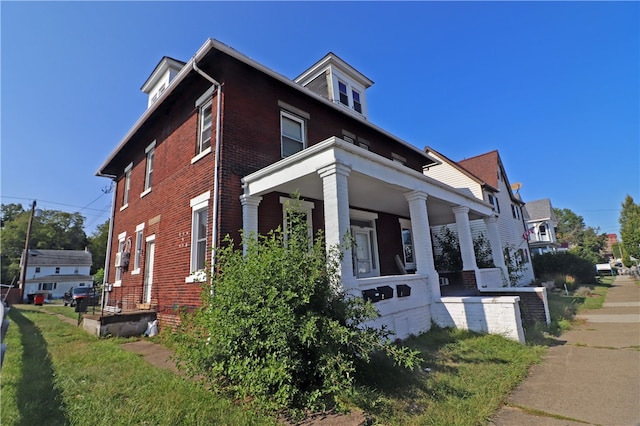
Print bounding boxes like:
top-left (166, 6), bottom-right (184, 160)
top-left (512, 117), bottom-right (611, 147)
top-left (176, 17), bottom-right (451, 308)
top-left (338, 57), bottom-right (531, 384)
top-left (2, 304), bottom-right (546, 425)
top-left (1, 305), bottom-right (276, 426)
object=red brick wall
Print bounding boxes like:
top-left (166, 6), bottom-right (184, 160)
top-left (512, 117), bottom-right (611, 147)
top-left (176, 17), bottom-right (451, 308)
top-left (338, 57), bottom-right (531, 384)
top-left (105, 49), bottom-right (440, 328)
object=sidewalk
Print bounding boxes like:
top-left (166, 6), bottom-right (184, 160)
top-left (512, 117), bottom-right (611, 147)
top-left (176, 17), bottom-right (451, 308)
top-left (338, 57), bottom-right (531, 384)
top-left (490, 275), bottom-right (640, 426)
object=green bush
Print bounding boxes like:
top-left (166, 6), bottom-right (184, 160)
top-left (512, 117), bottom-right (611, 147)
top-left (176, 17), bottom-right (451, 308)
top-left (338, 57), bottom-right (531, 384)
top-left (173, 198), bottom-right (421, 414)
top-left (532, 252), bottom-right (597, 285)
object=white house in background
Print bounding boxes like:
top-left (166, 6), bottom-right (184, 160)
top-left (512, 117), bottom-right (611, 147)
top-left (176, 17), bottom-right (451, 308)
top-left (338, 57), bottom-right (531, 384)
top-left (522, 198), bottom-right (560, 255)
top-left (422, 148), bottom-right (535, 287)
top-left (21, 249), bottom-right (93, 301)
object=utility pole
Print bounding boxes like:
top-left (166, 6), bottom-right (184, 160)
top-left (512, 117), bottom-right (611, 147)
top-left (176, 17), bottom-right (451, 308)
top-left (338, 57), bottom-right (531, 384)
top-left (18, 201), bottom-right (37, 303)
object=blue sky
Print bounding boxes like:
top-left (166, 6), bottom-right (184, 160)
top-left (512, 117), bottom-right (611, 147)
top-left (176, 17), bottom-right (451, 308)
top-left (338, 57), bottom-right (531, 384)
top-left (2, 1), bottom-right (638, 236)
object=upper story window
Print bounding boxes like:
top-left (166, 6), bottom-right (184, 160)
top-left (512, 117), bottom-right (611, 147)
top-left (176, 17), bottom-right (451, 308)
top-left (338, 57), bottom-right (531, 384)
top-left (352, 89), bottom-right (362, 113)
top-left (511, 204), bottom-right (520, 220)
top-left (487, 194), bottom-right (500, 213)
top-left (143, 141), bottom-right (156, 194)
top-left (338, 81), bottom-right (349, 105)
top-left (122, 162), bottom-right (133, 208)
top-left (281, 111), bottom-right (306, 157)
top-left (197, 99), bottom-right (213, 155)
top-left (55, 267), bottom-right (60, 274)
top-left (74, 267), bottom-right (79, 274)
top-left (539, 224), bottom-right (547, 236)
top-left (35, 267), bottom-right (41, 273)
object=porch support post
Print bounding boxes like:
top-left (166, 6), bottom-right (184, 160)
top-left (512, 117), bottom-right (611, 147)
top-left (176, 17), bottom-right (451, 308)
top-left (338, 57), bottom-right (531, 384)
top-left (452, 206), bottom-right (478, 271)
top-left (484, 215), bottom-right (508, 279)
top-left (404, 191), bottom-right (440, 296)
top-left (318, 162), bottom-right (355, 289)
top-left (239, 194), bottom-right (262, 255)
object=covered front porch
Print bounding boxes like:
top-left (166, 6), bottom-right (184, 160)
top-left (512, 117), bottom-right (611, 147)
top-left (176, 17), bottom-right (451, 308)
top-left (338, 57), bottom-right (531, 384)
top-left (240, 137), bottom-right (517, 339)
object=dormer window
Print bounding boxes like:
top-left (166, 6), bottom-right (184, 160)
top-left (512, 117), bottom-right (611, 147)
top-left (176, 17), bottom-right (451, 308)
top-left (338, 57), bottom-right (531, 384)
top-left (295, 52), bottom-right (373, 119)
top-left (352, 89), bottom-right (362, 113)
top-left (338, 81), bottom-right (349, 105)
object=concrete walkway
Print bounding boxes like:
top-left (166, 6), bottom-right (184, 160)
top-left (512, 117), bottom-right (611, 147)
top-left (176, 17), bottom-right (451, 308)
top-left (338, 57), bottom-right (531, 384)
top-left (490, 275), bottom-right (640, 426)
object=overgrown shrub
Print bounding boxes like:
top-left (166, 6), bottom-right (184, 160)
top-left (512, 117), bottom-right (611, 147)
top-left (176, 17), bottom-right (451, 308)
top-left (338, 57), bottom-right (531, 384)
top-left (433, 227), bottom-right (494, 271)
top-left (532, 252), bottom-right (597, 285)
top-left (173, 199), bottom-right (421, 414)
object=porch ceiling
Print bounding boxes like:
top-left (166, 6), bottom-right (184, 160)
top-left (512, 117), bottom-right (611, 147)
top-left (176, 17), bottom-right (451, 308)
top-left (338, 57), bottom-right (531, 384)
top-left (242, 137), bottom-right (491, 225)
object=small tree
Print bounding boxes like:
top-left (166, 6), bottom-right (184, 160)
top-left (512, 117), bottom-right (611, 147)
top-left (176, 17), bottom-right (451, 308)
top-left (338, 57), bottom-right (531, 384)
top-left (174, 199), bottom-right (421, 414)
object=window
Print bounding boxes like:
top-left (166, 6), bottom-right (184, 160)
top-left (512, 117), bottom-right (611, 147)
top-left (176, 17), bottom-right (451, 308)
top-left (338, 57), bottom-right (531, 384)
top-left (197, 99), bottom-right (213, 154)
top-left (352, 89), bottom-right (362, 113)
top-left (41, 283), bottom-right (56, 291)
top-left (35, 267), bottom-right (41, 273)
top-left (539, 225), bottom-right (547, 237)
top-left (192, 208), bottom-right (208, 271)
top-left (122, 163), bottom-right (132, 208)
top-left (338, 81), bottom-right (349, 105)
top-left (281, 111), bottom-right (306, 157)
top-left (511, 204), bottom-right (520, 219)
top-left (350, 210), bottom-right (380, 278)
top-left (133, 222), bottom-right (145, 274)
top-left (187, 191), bottom-right (210, 282)
top-left (488, 194), bottom-right (500, 213)
top-left (74, 267), bottom-right (79, 274)
top-left (280, 197), bottom-right (314, 244)
top-left (399, 219), bottom-right (415, 271)
top-left (143, 141), bottom-right (156, 194)
top-left (115, 231), bottom-right (126, 286)
top-left (55, 267), bottom-right (60, 274)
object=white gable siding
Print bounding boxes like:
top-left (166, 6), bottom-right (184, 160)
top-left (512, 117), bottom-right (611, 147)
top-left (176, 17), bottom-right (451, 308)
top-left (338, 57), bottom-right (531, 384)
top-left (424, 163), bottom-right (484, 200)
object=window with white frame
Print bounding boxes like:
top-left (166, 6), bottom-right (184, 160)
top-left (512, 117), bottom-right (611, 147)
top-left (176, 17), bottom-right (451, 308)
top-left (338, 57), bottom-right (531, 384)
top-left (350, 210), bottom-right (380, 278)
top-left (281, 111), bottom-right (306, 157)
top-left (132, 222), bottom-right (145, 274)
top-left (115, 231), bottom-right (126, 285)
top-left (122, 162), bottom-right (132, 208)
top-left (187, 191), bottom-right (210, 282)
top-left (398, 218), bottom-right (415, 271)
top-left (197, 99), bottom-right (213, 155)
top-left (352, 89), bottom-right (362, 113)
top-left (338, 80), bottom-right (349, 106)
top-left (142, 141), bottom-right (156, 194)
top-left (539, 224), bottom-right (547, 237)
top-left (280, 197), bottom-right (314, 243)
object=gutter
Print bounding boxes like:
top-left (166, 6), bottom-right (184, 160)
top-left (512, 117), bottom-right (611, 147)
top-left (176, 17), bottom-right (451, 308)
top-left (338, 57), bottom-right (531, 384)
top-left (191, 62), bottom-right (223, 264)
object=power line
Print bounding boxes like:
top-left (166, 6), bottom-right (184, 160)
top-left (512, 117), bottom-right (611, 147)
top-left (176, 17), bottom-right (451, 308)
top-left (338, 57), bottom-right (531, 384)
top-left (1, 195), bottom-right (108, 213)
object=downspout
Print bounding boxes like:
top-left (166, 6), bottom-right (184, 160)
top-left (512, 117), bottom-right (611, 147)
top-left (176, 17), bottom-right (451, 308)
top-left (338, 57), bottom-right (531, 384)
top-left (101, 178), bottom-right (117, 316)
top-left (192, 61), bottom-right (222, 266)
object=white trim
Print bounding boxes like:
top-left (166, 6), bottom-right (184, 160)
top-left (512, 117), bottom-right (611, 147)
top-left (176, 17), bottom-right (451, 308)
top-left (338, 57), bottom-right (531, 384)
top-left (190, 191), bottom-right (211, 208)
top-left (114, 232), bottom-right (127, 287)
top-left (140, 188), bottom-right (152, 198)
top-left (191, 146), bottom-right (212, 164)
top-left (195, 86), bottom-right (216, 107)
top-left (145, 234), bottom-right (155, 242)
top-left (145, 140), bottom-right (156, 153)
top-left (349, 209), bottom-right (378, 221)
top-left (131, 222), bottom-right (145, 275)
top-left (277, 100), bottom-right (310, 120)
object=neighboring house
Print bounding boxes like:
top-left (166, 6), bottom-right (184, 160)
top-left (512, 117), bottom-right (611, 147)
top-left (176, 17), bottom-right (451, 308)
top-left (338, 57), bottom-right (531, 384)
top-left (422, 148), bottom-right (535, 287)
top-left (21, 249), bottom-right (93, 301)
top-left (522, 198), bottom-right (560, 256)
top-left (97, 39), bottom-right (546, 342)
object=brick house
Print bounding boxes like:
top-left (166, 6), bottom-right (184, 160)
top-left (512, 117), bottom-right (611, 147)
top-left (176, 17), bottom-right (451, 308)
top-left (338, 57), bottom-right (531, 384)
top-left (97, 39), bottom-right (546, 342)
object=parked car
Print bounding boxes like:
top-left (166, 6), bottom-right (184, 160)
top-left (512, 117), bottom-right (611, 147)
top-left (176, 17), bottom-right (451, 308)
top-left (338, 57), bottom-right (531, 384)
top-left (63, 287), bottom-right (99, 307)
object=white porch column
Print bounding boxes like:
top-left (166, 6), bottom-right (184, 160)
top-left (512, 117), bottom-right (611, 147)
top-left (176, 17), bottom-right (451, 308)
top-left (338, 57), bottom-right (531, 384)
top-left (404, 191), bottom-right (440, 296)
top-left (452, 206), bottom-right (478, 271)
top-left (484, 215), bottom-right (508, 278)
top-left (239, 194), bottom-right (262, 255)
top-left (317, 162), bottom-right (355, 289)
